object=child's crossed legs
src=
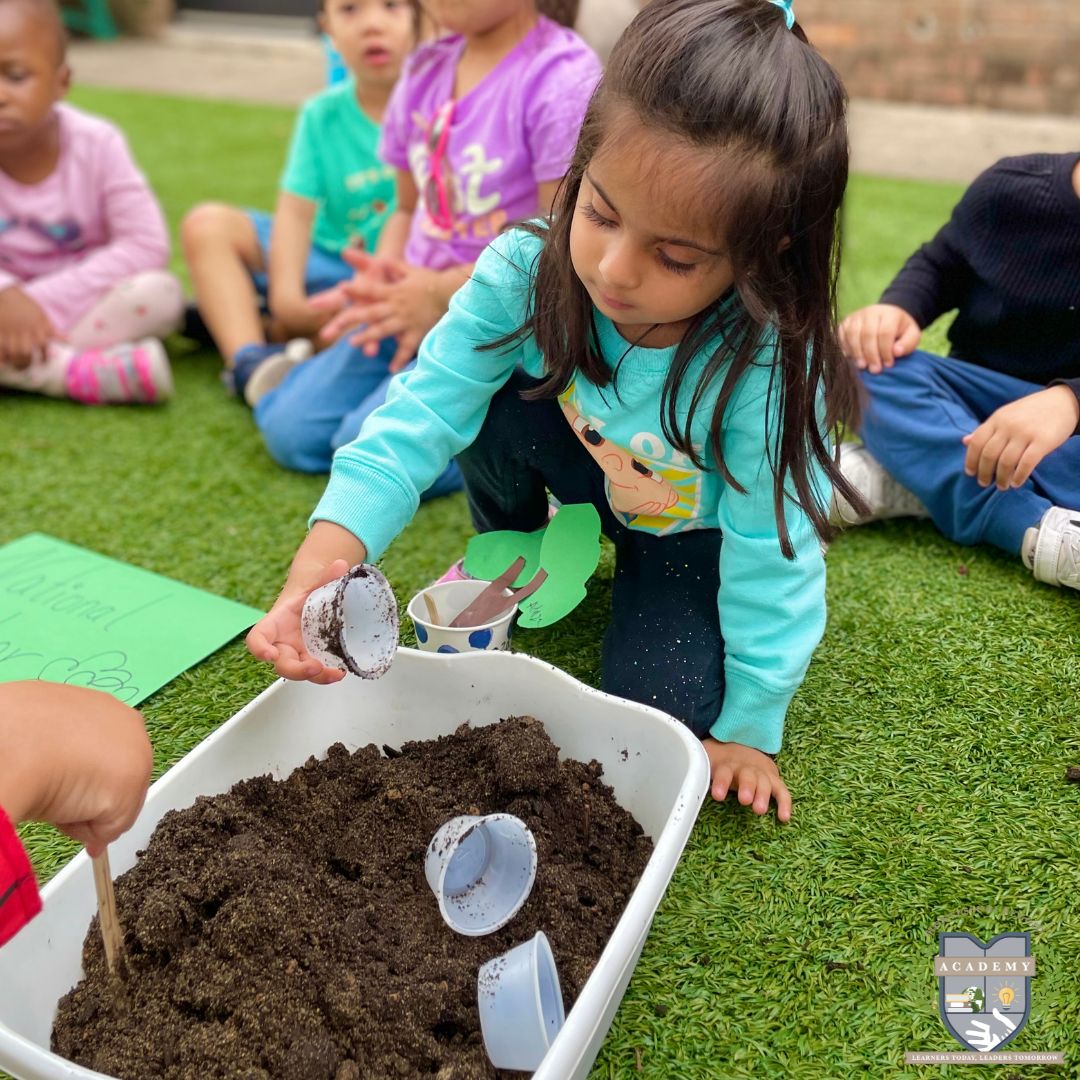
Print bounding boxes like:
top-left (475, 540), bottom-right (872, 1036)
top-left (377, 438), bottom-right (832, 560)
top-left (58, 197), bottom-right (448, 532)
top-left (0, 270), bottom-right (182, 404)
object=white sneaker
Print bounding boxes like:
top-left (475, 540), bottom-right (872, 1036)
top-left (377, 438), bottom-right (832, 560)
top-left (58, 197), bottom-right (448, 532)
top-left (1030, 507), bottom-right (1080, 591)
top-left (243, 338), bottom-right (313, 407)
top-left (830, 442), bottom-right (929, 526)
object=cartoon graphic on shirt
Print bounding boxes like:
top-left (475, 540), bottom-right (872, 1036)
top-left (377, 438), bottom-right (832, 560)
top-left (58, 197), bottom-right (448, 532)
top-left (559, 386), bottom-right (705, 535)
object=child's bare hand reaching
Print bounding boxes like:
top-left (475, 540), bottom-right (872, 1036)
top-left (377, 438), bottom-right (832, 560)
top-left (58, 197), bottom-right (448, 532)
top-left (246, 521), bottom-right (368, 684)
top-left (246, 559), bottom-right (352, 684)
top-left (0, 683), bottom-right (153, 856)
top-left (961, 384), bottom-right (1080, 490)
top-left (703, 738), bottom-right (791, 822)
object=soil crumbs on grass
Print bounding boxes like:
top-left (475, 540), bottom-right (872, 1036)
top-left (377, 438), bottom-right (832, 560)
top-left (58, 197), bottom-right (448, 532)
top-left (53, 716), bottom-right (653, 1079)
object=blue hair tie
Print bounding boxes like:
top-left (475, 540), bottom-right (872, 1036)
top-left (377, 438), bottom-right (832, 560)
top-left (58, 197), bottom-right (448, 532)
top-left (768, 0), bottom-right (795, 28)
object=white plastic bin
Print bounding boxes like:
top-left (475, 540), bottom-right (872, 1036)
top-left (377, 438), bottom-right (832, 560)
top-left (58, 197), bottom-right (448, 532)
top-left (0, 649), bottom-right (709, 1080)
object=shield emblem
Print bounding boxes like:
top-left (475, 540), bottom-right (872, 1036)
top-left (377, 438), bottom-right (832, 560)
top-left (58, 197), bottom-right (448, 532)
top-left (938, 933), bottom-right (1032, 1051)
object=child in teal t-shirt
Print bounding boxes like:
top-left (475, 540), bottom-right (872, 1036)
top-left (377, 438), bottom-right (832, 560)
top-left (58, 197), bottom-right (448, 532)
top-left (180, 0), bottom-right (414, 403)
top-left (281, 79), bottom-right (395, 261)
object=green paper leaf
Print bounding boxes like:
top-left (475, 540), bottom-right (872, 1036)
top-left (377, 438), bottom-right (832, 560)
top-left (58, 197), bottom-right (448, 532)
top-left (464, 527), bottom-right (545, 586)
top-left (517, 504), bottom-right (602, 629)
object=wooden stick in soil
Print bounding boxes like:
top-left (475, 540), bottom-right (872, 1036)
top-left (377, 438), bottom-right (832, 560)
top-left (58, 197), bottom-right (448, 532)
top-left (92, 850), bottom-right (124, 975)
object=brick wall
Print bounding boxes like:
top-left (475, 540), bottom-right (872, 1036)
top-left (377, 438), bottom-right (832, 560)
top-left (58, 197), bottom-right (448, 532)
top-left (798, 0), bottom-right (1080, 115)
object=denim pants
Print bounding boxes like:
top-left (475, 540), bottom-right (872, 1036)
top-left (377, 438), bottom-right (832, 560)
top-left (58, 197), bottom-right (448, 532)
top-left (858, 351), bottom-right (1080, 555)
top-left (457, 370), bottom-right (725, 738)
top-left (246, 209), bottom-right (352, 298)
top-left (254, 333), bottom-right (463, 500)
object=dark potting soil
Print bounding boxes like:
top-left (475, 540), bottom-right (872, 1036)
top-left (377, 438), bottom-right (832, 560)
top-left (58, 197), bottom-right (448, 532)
top-left (53, 717), bottom-right (653, 1080)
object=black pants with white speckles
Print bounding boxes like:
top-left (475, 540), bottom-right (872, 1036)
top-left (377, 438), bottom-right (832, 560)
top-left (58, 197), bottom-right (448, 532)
top-left (456, 370), bottom-right (724, 740)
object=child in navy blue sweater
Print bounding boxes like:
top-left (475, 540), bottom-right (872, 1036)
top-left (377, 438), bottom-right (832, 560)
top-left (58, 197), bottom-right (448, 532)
top-left (833, 153), bottom-right (1080, 592)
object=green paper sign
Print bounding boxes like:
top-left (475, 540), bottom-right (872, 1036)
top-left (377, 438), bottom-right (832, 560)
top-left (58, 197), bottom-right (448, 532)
top-left (0, 533), bottom-right (264, 704)
top-left (464, 505), bottom-right (603, 629)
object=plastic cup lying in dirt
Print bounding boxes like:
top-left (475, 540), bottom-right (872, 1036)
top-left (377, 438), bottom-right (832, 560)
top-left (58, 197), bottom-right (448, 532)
top-left (300, 564), bottom-right (398, 677)
top-left (478, 931), bottom-right (566, 1072)
top-left (424, 813), bottom-right (537, 936)
top-left (406, 579), bottom-right (516, 655)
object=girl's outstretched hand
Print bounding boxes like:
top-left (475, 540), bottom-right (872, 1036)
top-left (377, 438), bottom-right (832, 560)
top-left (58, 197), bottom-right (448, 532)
top-left (247, 558), bottom-right (352, 684)
top-left (703, 738), bottom-right (792, 822)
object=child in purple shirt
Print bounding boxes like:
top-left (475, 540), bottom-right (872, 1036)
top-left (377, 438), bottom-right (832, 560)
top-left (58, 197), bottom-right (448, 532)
top-left (0, 0), bottom-right (182, 405)
top-left (253, 0), bottom-right (601, 482)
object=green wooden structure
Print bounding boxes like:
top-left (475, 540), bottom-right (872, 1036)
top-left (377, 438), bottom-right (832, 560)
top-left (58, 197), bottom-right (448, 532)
top-left (61, 0), bottom-right (119, 39)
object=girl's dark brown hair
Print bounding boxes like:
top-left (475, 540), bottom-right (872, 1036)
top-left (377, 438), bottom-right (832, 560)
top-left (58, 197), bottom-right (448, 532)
top-left (493, 0), bottom-right (865, 554)
top-left (536, 0), bottom-right (579, 26)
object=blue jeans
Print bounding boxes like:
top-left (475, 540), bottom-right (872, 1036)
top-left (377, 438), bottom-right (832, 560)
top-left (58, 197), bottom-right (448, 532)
top-left (254, 333), bottom-right (464, 500)
top-left (246, 209), bottom-right (353, 298)
top-left (858, 351), bottom-right (1080, 555)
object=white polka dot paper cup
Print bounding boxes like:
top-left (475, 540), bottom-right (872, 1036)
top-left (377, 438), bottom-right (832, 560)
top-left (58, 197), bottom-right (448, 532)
top-left (406, 578), bottom-right (516, 655)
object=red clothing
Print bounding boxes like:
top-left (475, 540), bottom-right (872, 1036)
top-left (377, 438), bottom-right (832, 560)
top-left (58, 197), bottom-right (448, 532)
top-left (0, 809), bottom-right (40, 946)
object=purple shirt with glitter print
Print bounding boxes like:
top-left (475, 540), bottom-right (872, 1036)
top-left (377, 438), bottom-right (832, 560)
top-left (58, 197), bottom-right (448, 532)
top-left (378, 16), bottom-right (601, 271)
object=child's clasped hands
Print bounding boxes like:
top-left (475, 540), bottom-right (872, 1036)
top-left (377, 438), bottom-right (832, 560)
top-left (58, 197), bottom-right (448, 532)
top-left (312, 248), bottom-right (459, 373)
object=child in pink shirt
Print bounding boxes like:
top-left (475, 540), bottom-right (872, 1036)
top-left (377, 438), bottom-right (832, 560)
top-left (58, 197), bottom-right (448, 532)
top-left (0, 0), bottom-right (181, 405)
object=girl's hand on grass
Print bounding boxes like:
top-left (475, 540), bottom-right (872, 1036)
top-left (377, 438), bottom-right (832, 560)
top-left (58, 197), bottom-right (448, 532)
top-left (961, 385), bottom-right (1080, 490)
top-left (703, 738), bottom-right (791, 822)
top-left (0, 683), bottom-right (153, 857)
top-left (837, 304), bottom-right (921, 374)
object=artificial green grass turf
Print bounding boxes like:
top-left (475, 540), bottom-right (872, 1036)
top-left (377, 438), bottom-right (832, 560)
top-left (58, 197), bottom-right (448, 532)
top-left (3, 85), bottom-right (1080, 1077)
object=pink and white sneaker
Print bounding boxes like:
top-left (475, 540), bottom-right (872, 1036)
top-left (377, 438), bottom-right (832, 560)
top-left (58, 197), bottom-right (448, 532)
top-left (433, 559), bottom-right (472, 584)
top-left (64, 338), bottom-right (173, 405)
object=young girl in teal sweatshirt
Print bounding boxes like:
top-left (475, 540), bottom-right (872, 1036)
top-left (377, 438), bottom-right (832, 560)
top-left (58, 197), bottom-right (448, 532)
top-left (248, 0), bottom-right (864, 822)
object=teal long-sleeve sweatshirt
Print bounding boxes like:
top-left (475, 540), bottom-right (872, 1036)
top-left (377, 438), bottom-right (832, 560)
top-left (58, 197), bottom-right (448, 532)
top-left (312, 228), bottom-right (828, 754)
